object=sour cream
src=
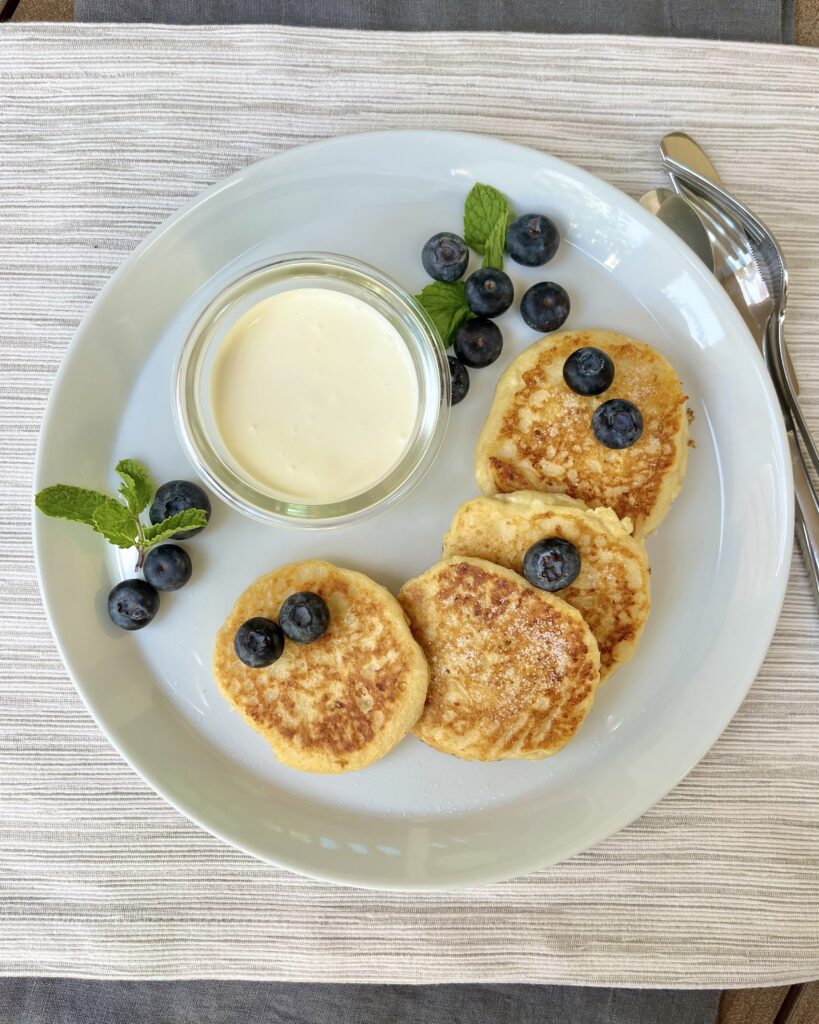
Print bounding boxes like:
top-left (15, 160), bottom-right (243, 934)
top-left (211, 288), bottom-right (418, 503)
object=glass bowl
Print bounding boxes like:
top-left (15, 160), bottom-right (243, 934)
top-left (174, 252), bottom-right (450, 528)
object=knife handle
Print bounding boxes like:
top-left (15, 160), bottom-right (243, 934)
top-left (790, 432), bottom-right (819, 612)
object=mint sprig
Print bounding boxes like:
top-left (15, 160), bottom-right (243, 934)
top-left (35, 460), bottom-right (208, 570)
top-left (481, 210), bottom-right (509, 270)
top-left (414, 281), bottom-right (474, 348)
top-left (463, 183), bottom-right (511, 266)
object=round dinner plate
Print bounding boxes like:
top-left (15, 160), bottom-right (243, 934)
top-left (34, 131), bottom-right (792, 889)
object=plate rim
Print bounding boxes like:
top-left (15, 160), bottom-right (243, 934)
top-left (33, 129), bottom-right (794, 889)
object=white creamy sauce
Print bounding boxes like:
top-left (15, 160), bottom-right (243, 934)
top-left (211, 288), bottom-right (418, 502)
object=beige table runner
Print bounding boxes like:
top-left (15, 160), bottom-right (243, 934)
top-left (1, 24), bottom-right (818, 987)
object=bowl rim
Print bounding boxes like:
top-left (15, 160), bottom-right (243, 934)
top-left (173, 250), bottom-right (452, 529)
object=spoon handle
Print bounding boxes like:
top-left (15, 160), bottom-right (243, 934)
top-left (791, 437), bottom-right (819, 612)
top-left (768, 314), bottom-right (819, 480)
top-left (768, 324), bottom-right (819, 612)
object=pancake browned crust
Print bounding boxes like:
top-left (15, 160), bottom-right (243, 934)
top-left (213, 561), bottom-right (428, 773)
top-left (474, 329), bottom-right (689, 538)
top-left (442, 491), bottom-right (650, 682)
top-left (398, 557), bottom-right (600, 761)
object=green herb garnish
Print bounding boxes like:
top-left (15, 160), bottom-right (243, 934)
top-left (413, 280), bottom-right (474, 347)
top-left (35, 459), bottom-right (207, 570)
top-left (414, 182), bottom-right (513, 346)
top-left (481, 208), bottom-right (509, 270)
top-left (463, 183), bottom-right (511, 268)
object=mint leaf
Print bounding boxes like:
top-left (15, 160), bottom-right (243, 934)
top-left (446, 305), bottom-right (473, 345)
top-left (414, 281), bottom-right (474, 347)
top-left (35, 485), bottom-right (114, 527)
top-left (144, 508), bottom-right (208, 546)
top-left (463, 183), bottom-right (511, 255)
top-left (36, 483), bottom-right (137, 552)
top-left (115, 459), bottom-right (154, 515)
top-left (91, 500), bottom-right (138, 549)
top-left (482, 213), bottom-right (509, 270)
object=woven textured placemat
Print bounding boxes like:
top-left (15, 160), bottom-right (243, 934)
top-left (0, 24), bottom-right (817, 987)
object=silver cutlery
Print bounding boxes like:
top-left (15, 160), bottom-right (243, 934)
top-left (639, 184), bottom-right (778, 350)
top-left (680, 190), bottom-right (775, 350)
top-left (662, 132), bottom-right (801, 396)
top-left (660, 135), bottom-right (818, 479)
top-left (649, 134), bottom-right (819, 609)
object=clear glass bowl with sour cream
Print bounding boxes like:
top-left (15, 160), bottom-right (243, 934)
top-left (174, 252), bottom-right (451, 528)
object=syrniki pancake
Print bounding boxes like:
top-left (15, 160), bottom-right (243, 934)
top-left (443, 491), bottom-right (650, 681)
top-left (474, 329), bottom-right (689, 538)
top-left (398, 557), bottom-right (600, 762)
top-left (213, 560), bottom-right (428, 773)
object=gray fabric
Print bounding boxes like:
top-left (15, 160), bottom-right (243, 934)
top-left (0, 979), bottom-right (721, 1024)
top-left (75, 0), bottom-right (796, 44)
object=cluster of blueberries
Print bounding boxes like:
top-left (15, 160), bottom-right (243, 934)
top-left (234, 592), bottom-right (330, 668)
top-left (421, 213), bottom-right (570, 404)
top-left (107, 480), bottom-right (211, 631)
top-left (563, 346), bottom-right (644, 450)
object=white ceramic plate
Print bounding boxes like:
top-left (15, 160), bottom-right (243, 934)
top-left (34, 131), bottom-right (792, 889)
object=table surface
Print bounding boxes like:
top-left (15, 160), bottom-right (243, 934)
top-left (1, 23), bottom-right (818, 988)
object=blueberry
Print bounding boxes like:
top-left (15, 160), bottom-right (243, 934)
top-left (520, 282), bottom-right (571, 333)
top-left (523, 538), bottom-right (581, 592)
top-left (149, 480), bottom-right (211, 539)
top-left (453, 317), bottom-right (503, 369)
top-left (448, 356), bottom-right (470, 406)
top-left (421, 232), bottom-right (469, 282)
top-left (108, 579), bottom-right (159, 631)
top-left (234, 617), bottom-right (285, 668)
top-left (592, 399), bottom-right (644, 449)
top-left (143, 544), bottom-right (192, 592)
top-left (506, 214), bottom-right (560, 267)
top-left (563, 346), bottom-right (615, 396)
top-left (280, 591), bottom-right (330, 644)
top-left (464, 268), bottom-right (514, 318)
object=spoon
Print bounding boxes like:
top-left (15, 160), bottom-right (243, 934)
top-left (639, 188), bottom-right (715, 272)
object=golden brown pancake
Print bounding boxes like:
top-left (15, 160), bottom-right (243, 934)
top-left (213, 560), bottom-right (428, 773)
top-left (442, 491), bottom-right (650, 682)
top-left (398, 557), bottom-right (600, 761)
top-left (474, 329), bottom-right (689, 538)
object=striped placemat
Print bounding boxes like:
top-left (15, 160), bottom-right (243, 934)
top-left (0, 24), bottom-right (817, 986)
